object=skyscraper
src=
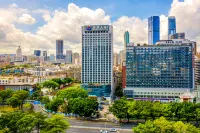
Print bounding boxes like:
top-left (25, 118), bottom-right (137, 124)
top-left (65, 50), bottom-right (72, 64)
top-left (124, 31), bottom-right (130, 49)
top-left (42, 51), bottom-right (47, 61)
top-left (34, 50), bottom-right (41, 56)
top-left (168, 16), bottom-right (176, 39)
top-left (81, 25), bottom-right (113, 98)
top-left (148, 16), bottom-right (160, 45)
top-left (56, 40), bottom-right (64, 59)
top-left (113, 53), bottom-right (118, 67)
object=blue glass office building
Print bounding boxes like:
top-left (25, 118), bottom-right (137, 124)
top-left (168, 16), bottom-right (176, 39)
top-left (148, 16), bottom-right (160, 45)
top-left (34, 50), bottom-right (41, 56)
top-left (56, 40), bottom-right (64, 59)
top-left (125, 40), bottom-right (195, 100)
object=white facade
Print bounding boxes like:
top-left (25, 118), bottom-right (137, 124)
top-left (81, 25), bottom-right (113, 85)
top-left (15, 46), bottom-right (23, 62)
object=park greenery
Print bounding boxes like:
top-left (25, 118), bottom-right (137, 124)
top-left (0, 111), bottom-right (69, 133)
top-left (109, 98), bottom-right (200, 124)
top-left (133, 117), bottom-right (200, 133)
top-left (43, 87), bottom-right (98, 117)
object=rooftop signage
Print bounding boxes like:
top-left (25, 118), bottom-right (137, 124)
top-left (85, 25), bottom-right (109, 31)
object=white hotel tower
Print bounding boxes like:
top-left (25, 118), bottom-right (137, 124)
top-left (81, 25), bottom-right (113, 98)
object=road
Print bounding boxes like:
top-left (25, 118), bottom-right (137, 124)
top-left (33, 104), bottom-right (134, 133)
top-left (67, 127), bottom-right (133, 133)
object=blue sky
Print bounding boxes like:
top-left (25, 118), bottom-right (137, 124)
top-left (0, 0), bottom-right (173, 21)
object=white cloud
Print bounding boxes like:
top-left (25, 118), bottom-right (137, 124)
top-left (1, 0), bottom-right (200, 54)
top-left (32, 9), bottom-right (51, 22)
top-left (18, 14), bottom-right (36, 25)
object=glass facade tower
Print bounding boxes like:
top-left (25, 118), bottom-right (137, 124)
top-left (56, 40), bottom-right (64, 59)
top-left (125, 39), bottom-right (195, 101)
top-left (148, 16), bottom-right (160, 45)
top-left (81, 25), bottom-right (113, 97)
top-left (124, 31), bottom-right (130, 49)
top-left (168, 16), bottom-right (176, 39)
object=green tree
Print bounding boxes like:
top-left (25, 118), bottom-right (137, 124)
top-left (51, 78), bottom-right (64, 85)
top-left (0, 111), bottom-right (25, 133)
top-left (45, 98), bottom-right (63, 112)
top-left (82, 98), bottom-right (98, 117)
top-left (67, 98), bottom-right (84, 116)
top-left (109, 98), bottom-right (128, 122)
top-left (16, 114), bottom-right (36, 133)
top-left (23, 103), bottom-right (34, 113)
top-left (41, 114), bottom-right (70, 133)
top-left (0, 89), bottom-right (13, 104)
top-left (150, 101), bottom-right (162, 120)
top-left (180, 102), bottom-right (195, 122)
top-left (62, 78), bottom-right (73, 84)
top-left (6, 96), bottom-right (21, 109)
top-left (43, 80), bottom-right (59, 90)
top-left (56, 88), bottom-right (88, 100)
top-left (128, 100), bottom-right (142, 121)
top-left (133, 120), bottom-right (157, 133)
top-left (33, 112), bottom-right (47, 133)
top-left (140, 101), bottom-right (151, 121)
top-left (40, 96), bottom-right (50, 104)
top-left (153, 117), bottom-right (174, 133)
top-left (12, 90), bottom-right (29, 110)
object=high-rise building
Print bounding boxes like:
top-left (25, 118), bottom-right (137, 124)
top-left (119, 50), bottom-right (126, 66)
top-left (42, 51), bottom-right (47, 61)
top-left (15, 46), bottom-right (23, 62)
top-left (56, 40), bottom-right (64, 60)
top-left (168, 16), bottom-right (176, 39)
top-left (124, 31), bottom-right (130, 49)
top-left (124, 39), bottom-right (195, 101)
top-left (148, 16), bottom-right (160, 45)
top-left (49, 54), bottom-right (55, 63)
top-left (81, 25), bottom-right (113, 98)
top-left (66, 50), bottom-right (72, 64)
top-left (34, 50), bottom-right (41, 56)
top-left (72, 52), bottom-right (79, 64)
top-left (170, 33), bottom-right (185, 39)
top-left (113, 53), bottom-right (118, 67)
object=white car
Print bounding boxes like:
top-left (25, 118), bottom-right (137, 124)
top-left (110, 128), bottom-right (117, 132)
top-left (100, 130), bottom-right (108, 133)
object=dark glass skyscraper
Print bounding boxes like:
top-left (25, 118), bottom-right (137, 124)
top-left (56, 40), bottom-right (64, 59)
top-left (168, 16), bottom-right (176, 39)
top-left (124, 31), bottom-right (130, 49)
top-left (34, 50), bottom-right (41, 56)
top-left (148, 16), bottom-right (160, 45)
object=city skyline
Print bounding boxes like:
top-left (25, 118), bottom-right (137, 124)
top-left (0, 0), bottom-right (200, 54)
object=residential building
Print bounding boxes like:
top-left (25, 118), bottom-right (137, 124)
top-left (66, 50), bottom-right (72, 64)
top-left (168, 16), bottom-right (176, 39)
top-left (170, 33), bottom-right (185, 39)
top-left (122, 61), bottom-right (126, 89)
top-left (124, 31), bottom-right (130, 49)
top-left (148, 16), bottom-right (160, 45)
top-left (56, 39), bottom-right (64, 59)
top-left (81, 25), bottom-right (113, 98)
top-left (34, 50), bottom-right (41, 56)
top-left (124, 39), bottom-right (195, 101)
